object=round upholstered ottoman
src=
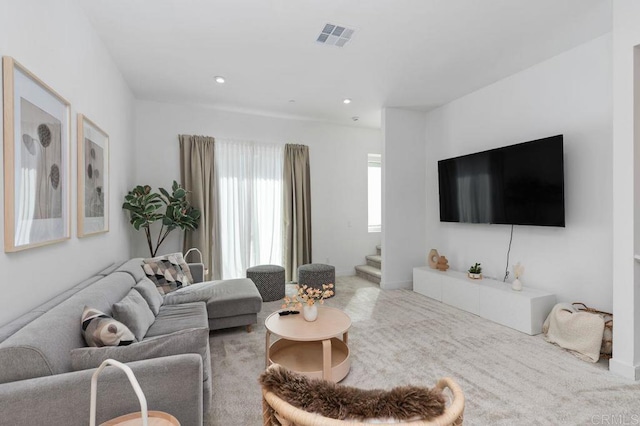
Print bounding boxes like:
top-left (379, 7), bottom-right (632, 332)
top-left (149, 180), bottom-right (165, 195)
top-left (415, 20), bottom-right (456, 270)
top-left (297, 263), bottom-right (336, 297)
top-left (246, 265), bottom-right (286, 302)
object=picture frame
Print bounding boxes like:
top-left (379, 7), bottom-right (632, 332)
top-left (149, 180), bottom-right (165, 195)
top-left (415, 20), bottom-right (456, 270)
top-left (3, 56), bottom-right (71, 252)
top-left (77, 114), bottom-right (109, 237)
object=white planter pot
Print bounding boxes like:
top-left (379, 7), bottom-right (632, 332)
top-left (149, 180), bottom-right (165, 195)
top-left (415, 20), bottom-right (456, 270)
top-left (303, 304), bottom-right (318, 322)
top-left (468, 273), bottom-right (482, 280)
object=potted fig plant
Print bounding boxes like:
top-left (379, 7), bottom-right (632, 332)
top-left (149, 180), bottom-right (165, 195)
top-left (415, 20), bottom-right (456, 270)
top-left (468, 262), bottom-right (482, 280)
top-left (122, 181), bottom-right (200, 257)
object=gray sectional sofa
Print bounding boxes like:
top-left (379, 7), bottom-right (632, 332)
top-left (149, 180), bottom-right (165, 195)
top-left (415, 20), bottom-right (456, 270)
top-left (0, 258), bottom-right (263, 426)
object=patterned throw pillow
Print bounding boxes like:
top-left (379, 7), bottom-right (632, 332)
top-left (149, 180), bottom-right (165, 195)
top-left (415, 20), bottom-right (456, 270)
top-left (142, 252), bottom-right (193, 295)
top-left (81, 306), bottom-right (136, 347)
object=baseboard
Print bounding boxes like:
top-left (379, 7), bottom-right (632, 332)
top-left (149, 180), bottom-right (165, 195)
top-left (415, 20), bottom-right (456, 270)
top-left (609, 358), bottom-right (640, 380)
top-left (380, 280), bottom-right (412, 290)
top-left (336, 270), bottom-right (356, 277)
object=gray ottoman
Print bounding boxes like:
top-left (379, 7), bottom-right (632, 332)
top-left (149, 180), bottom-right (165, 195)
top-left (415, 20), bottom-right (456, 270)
top-left (247, 265), bottom-right (286, 302)
top-left (297, 263), bottom-right (336, 297)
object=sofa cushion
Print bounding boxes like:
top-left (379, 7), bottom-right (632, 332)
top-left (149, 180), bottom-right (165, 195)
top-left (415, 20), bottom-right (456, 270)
top-left (142, 253), bottom-right (193, 295)
top-left (70, 327), bottom-right (211, 382)
top-left (142, 262), bottom-right (190, 295)
top-left (145, 252), bottom-right (194, 283)
top-left (145, 302), bottom-right (208, 338)
top-left (134, 278), bottom-right (164, 315)
top-left (163, 279), bottom-right (262, 319)
top-left (112, 290), bottom-right (156, 341)
top-left (81, 306), bottom-right (136, 347)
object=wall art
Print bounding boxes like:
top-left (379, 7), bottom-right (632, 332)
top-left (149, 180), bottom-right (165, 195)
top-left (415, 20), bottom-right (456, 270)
top-left (78, 114), bottom-right (109, 237)
top-left (3, 57), bottom-right (70, 252)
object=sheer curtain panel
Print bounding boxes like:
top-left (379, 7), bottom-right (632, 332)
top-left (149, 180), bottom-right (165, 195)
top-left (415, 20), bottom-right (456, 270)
top-left (283, 144), bottom-right (312, 282)
top-left (216, 140), bottom-right (284, 279)
top-left (179, 135), bottom-right (222, 280)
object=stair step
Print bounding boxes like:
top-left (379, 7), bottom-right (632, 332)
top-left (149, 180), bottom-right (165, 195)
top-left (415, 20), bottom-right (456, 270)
top-left (355, 264), bottom-right (381, 284)
top-left (376, 245), bottom-right (381, 255)
top-left (366, 255), bottom-right (381, 268)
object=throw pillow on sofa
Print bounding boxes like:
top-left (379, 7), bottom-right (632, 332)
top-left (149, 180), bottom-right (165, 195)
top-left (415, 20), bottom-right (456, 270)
top-left (112, 289), bottom-right (156, 341)
top-left (81, 306), bottom-right (135, 347)
top-left (142, 252), bottom-right (193, 295)
top-left (134, 277), bottom-right (164, 315)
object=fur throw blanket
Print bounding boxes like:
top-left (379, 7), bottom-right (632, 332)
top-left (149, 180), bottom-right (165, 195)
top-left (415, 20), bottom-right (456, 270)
top-left (259, 364), bottom-right (445, 422)
top-left (543, 303), bottom-right (605, 363)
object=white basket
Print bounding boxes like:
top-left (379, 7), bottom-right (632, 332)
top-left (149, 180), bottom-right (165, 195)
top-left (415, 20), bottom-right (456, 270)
top-left (90, 359), bottom-right (149, 426)
top-left (184, 247), bottom-right (203, 264)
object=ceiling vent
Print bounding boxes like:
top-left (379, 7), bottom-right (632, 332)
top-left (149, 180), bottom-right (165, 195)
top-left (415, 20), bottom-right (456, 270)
top-left (316, 23), bottom-right (354, 47)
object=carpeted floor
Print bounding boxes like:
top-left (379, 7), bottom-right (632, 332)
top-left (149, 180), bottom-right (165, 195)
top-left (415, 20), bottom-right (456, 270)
top-left (209, 275), bottom-right (640, 425)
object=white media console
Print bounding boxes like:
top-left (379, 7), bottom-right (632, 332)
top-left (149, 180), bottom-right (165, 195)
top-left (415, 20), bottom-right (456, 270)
top-left (413, 267), bottom-right (556, 335)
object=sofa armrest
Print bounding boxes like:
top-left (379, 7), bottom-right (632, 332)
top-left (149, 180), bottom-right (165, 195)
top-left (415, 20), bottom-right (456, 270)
top-left (189, 263), bottom-right (205, 283)
top-left (0, 354), bottom-right (203, 426)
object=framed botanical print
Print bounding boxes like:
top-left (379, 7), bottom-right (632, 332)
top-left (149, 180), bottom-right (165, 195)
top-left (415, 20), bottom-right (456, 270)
top-left (3, 57), bottom-right (71, 252)
top-left (77, 114), bottom-right (109, 237)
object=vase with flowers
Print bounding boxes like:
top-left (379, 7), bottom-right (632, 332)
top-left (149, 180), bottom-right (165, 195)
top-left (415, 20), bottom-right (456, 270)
top-left (282, 283), bottom-right (335, 322)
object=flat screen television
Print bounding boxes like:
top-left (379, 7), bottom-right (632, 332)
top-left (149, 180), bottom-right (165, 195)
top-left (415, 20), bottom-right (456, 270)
top-left (438, 135), bottom-right (565, 227)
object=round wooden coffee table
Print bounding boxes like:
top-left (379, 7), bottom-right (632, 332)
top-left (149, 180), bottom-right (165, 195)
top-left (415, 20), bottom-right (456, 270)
top-left (265, 306), bottom-right (351, 382)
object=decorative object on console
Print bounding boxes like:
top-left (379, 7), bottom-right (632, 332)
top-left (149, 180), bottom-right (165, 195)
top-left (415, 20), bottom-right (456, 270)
top-left (3, 56), bottom-right (71, 252)
top-left (436, 256), bottom-right (450, 271)
top-left (512, 262), bottom-right (524, 291)
top-left (77, 114), bottom-right (109, 237)
top-left (282, 283), bottom-right (334, 322)
top-left (428, 249), bottom-right (440, 269)
top-left (122, 181), bottom-right (201, 257)
top-left (467, 263), bottom-right (482, 279)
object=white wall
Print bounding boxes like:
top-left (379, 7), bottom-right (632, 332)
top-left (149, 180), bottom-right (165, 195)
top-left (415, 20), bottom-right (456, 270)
top-left (611, 0), bottom-right (640, 380)
top-left (134, 100), bottom-right (382, 276)
top-left (381, 108), bottom-right (427, 289)
top-left (424, 35), bottom-right (612, 311)
top-left (0, 0), bottom-right (136, 326)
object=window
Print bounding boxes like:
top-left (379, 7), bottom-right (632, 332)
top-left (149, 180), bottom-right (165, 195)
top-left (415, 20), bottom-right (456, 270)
top-left (216, 140), bottom-right (284, 279)
top-left (368, 154), bottom-right (381, 233)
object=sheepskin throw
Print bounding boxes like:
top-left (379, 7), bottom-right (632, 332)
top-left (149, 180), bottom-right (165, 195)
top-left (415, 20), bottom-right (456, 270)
top-left (259, 364), bottom-right (445, 423)
top-left (543, 303), bottom-right (605, 363)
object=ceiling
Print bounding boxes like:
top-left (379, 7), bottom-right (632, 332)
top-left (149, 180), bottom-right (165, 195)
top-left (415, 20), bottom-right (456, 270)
top-left (81, 0), bottom-right (611, 128)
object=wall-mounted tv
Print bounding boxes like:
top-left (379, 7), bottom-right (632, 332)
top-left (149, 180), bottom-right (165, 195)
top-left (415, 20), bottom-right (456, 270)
top-left (438, 135), bottom-right (565, 227)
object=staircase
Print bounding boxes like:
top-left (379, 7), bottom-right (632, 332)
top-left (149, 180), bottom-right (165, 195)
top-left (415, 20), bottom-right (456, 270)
top-left (355, 245), bottom-right (381, 284)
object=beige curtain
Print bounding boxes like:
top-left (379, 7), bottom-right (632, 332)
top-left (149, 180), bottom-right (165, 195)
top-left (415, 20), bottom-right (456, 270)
top-left (283, 144), bottom-right (312, 282)
top-left (179, 135), bottom-right (222, 280)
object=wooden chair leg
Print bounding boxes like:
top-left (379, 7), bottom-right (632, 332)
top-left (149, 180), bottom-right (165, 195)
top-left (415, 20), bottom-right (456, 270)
top-left (247, 324), bottom-right (253, 333)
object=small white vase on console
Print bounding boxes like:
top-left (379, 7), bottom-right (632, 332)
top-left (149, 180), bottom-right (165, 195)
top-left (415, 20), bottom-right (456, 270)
top-left (303, 304), bottom-right (318, 322)
top-left (512, 278), bottom-right (523, 291)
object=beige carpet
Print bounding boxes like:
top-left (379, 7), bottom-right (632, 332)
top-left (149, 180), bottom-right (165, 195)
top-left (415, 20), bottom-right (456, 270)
top-left (209, 275), bottom-right (640, 425)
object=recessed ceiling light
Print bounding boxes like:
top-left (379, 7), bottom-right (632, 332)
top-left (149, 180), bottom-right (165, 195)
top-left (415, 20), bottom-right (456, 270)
top-left (214, 76), bottom-right (225, 84)
top-left (288, 99), bottom-right (296, 103)
top-left (343, 98), bottom-right (352, 104)
top-left (352, 116), bottom-right (359, 122)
